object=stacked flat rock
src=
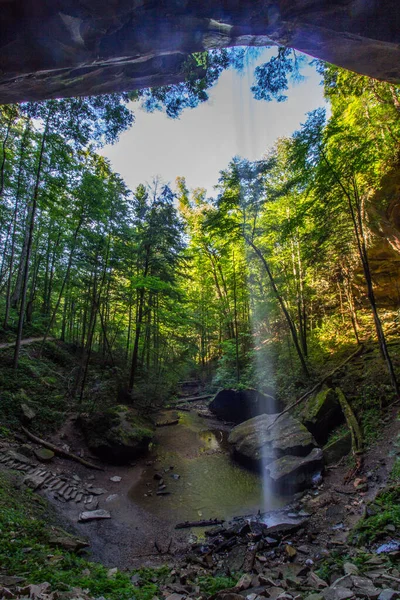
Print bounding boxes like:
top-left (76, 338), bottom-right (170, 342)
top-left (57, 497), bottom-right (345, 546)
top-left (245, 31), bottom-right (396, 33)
top-left (0, 447), bottom-right (107, 506)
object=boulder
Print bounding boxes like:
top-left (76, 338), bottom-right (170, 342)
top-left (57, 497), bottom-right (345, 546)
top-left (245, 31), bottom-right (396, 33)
top-left (228, 413), bottom-right (322, 492)
top-left (265, 448), bottom-right (324, 491)
top-left (79, 405), bottom-right (154, 464)
top-left (34, 448), bottom-right (55, 462)
top-left (20, 403), bottom-right (36, 422)
top-left (210, 389), bottom-right (283, 423)
top-left (48, 527), bottom-right (89, 552)
top-left (323, 431), bottom-right (352, 465)
top-left (228, 413), bottom-right (317, 466)
top-left (301, 387), bottom-right (344, 444)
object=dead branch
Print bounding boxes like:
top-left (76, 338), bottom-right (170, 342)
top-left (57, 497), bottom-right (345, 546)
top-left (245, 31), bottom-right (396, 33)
top-left (20, 425), bottom-right (104, 471)
top-left (268, 344), bottom-right (364, 429)
top-left (175, 518), bottom-right (225, 529)
top-left (175, 394), bottom-right (213, 404)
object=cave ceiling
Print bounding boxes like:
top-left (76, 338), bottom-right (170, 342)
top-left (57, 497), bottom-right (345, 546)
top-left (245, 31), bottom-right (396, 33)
top-left (1, 0), bottom-right (400, 104)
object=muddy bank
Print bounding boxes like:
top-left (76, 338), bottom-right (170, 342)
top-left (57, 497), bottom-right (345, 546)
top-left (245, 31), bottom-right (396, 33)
top-left (2, 408), bottom-right (286, 569)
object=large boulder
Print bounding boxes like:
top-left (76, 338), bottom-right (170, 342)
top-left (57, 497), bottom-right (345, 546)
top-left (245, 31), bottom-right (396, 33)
top-left (228, 413), bottom-right (323, 492)
top-left (209, 389), bottom-right (283, 424)
top-left (265, 447), bottom-right (324, 491)
top-left (323, 430), bottom-right (352, 465)
top-left (79, 405), bottom-right (154, 464)
top-left (301, 386), bottom-right (344, 444)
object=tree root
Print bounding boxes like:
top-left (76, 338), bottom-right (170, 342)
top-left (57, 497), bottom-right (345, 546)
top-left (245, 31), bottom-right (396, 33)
top-left (20, 425), bottom-right (104, 471)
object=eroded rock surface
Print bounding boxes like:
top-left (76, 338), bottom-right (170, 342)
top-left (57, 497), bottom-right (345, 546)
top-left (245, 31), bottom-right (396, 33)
top-left (1, 1), bottom-right (400, 103)
top-left (210, 388), bottom-right (281, 423)
top-left (301, 387), bottom-right (344, 444)
top-left (79, 405), bottom-right (154, 464)
top-left (228, 413), bottom-right (322, 491)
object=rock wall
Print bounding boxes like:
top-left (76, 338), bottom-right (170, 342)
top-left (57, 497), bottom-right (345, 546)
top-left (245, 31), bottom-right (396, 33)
top-left (1, 1), bottom-right (400, 103)
top-left (359, 165), bottom-right (400, 308)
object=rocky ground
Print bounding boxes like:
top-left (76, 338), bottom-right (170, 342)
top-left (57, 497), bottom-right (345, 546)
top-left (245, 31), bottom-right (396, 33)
top-left (1, 398), bottom-right (399, 600)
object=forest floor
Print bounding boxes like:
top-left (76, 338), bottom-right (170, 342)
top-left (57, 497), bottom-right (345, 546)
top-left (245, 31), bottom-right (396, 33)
top-left (0, 336), bottom-right (54, 349)
top-left (1, 340), bottom-right (400, 600)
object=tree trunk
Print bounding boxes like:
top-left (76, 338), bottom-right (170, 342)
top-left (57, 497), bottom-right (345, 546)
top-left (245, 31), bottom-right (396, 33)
top-left (3, 121), bottom-right (30, 328)
top-left (129, 244), bottom-right (150, 392)
top-left (13, 108), bottom-right (51, 369)
top-left (244, 235), bottom-right (310, 377)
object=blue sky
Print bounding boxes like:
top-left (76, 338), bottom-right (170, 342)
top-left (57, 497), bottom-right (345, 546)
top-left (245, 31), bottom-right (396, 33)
top-left (101, 50), bottom-right (326, 196)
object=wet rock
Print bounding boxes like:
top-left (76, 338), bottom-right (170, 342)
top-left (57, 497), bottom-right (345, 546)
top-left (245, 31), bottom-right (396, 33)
top-left (79, 405), bottom-right (154, 464)
top-left (78, 509), bottom-right (111, 522)
top-left (263, 519), bottom-right (307, 537)
top-left (90, 488), bottom-right (107, 495)
top-left (209, 388), bottom-right (282, 423)
top-left (378, 590), bottom-right (400, 600)
top-left (84, 498), bottom-right (99, 511)
top-left (301, 387), bottom-right (344, 445)
top-left (105, 494), bottom-right (119, 502)
top-left (110, 476), bottom-right (121, 482)
top-left (228, 412), bottom-right (317, 475)
top-left (304, 595), bottom-right (324, 600)
top-left (265, 448), bottom-right (324, 491)
top-left (34, 448), bottom-right (55, 463)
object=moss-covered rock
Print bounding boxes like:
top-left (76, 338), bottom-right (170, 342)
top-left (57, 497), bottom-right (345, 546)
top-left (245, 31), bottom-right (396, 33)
top-left (301, 386), bottom-right (344, 444)
top-left (323, 430), bottom-right (352, 465)
top-left (34, 448), bottom-right (55, 462)
top-left (79, 405), bottom-right (154, 464)
top-left (228, 413), bottom-right (322, 491)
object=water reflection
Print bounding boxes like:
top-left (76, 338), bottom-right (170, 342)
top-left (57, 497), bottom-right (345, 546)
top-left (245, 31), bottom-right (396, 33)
top-left (129, 411), bottom-right (284, 523)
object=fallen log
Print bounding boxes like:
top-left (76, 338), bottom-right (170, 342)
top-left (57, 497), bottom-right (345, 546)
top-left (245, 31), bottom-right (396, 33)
top-left (336, 387), bottom-right (364, 481)
top-left (175, 394), bottom-right (213, 404)
top-left (20, 425), bottom-right (104, 471)
top-left (175, 518), bottom-right (225, 529)
top-left (268, 344), bottom-right (364, 429)
top-left (156, 419), bottom-right (179, 427)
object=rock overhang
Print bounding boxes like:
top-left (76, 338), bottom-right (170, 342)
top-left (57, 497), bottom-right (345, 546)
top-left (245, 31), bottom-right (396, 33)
top-left (0, 1), bottom-right (400, 104)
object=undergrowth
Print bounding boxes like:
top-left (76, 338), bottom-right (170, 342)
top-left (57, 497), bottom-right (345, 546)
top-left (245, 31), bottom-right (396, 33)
top-left (349, 486), bottom-right (400, 545)
top-left (0, 470), bottom-right (237, 599)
